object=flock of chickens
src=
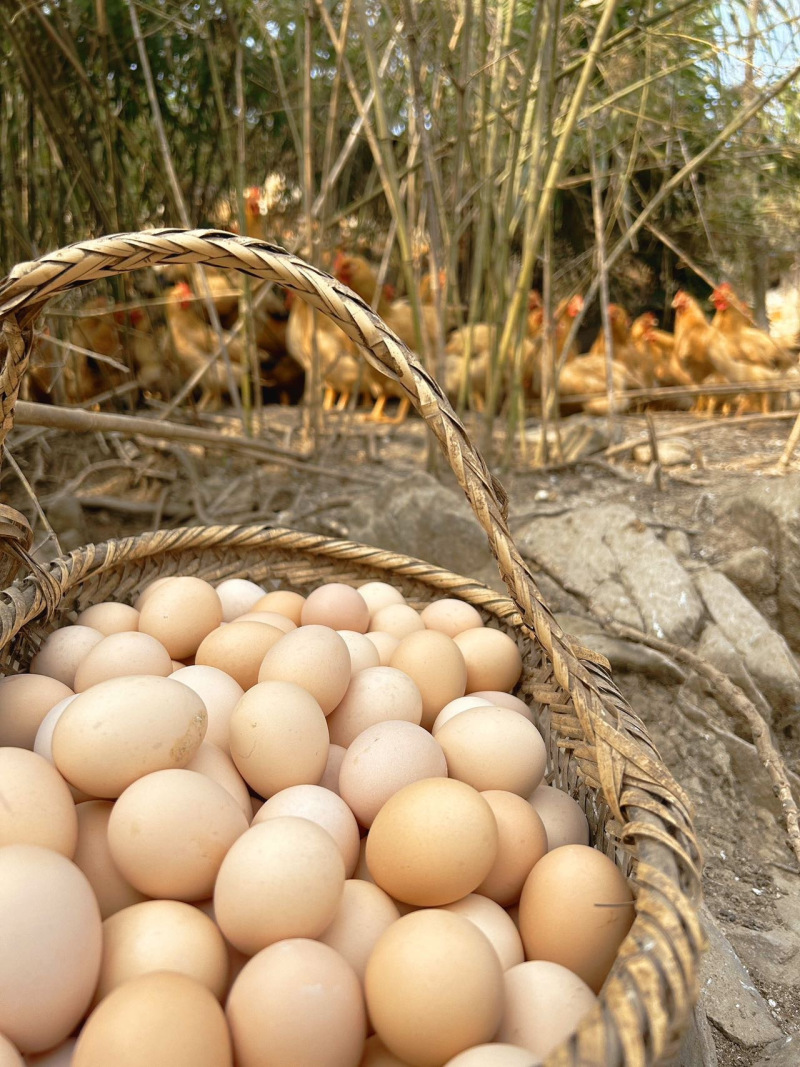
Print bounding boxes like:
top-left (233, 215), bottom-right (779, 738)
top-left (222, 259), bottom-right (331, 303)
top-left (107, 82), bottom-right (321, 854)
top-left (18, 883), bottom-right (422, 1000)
top-left (24, 201), bottom-right (797, 424)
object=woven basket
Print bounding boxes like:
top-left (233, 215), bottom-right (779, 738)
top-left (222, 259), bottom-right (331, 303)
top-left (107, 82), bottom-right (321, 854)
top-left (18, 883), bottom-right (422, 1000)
top-left (0, 230), bottom-right (703, 1066)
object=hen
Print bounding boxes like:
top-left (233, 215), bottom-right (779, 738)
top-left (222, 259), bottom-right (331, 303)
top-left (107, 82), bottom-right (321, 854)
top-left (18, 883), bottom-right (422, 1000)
top-left (711, 283), bottom-right (793, 370)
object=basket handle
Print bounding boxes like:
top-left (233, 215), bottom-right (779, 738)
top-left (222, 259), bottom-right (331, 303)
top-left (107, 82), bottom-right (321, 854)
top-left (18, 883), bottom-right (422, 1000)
top-left (0, 230), bottom-right (694, 847)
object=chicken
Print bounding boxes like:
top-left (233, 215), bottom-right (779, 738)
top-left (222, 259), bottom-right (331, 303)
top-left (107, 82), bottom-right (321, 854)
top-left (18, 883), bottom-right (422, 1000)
top-left (711, 283), bottom-right (793, 370)
top-left (66, 297), bottom-right (129, 403)
top-left (159, 265), bottom-right (240, 329)
top-left (558, 352), bottom-right (639, 414)
top-left (119, 307), bottom-right (178, 402)
top-left (244, 187), bottom-right (265, 240)
top-left (588, 304), bottom-right (645, 386)
top-left (23, 327), bottom-right (67, 404)
top-left (164, 282), bottom-right (243, 410)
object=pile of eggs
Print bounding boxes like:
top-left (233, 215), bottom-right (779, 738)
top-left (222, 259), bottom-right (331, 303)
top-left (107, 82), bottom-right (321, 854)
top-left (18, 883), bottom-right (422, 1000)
top-left (0, 575), bottom-right (635, 1067)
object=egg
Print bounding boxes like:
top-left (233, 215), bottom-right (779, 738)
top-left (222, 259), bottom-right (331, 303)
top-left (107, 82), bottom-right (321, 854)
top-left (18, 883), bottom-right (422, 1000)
top-left (476, 791), bottom-right (548, 905)
top-left (251, 589), bottom-right (305, 624)
top-left (0, 845), bottom-right (102, 1053)
top-left (389, 631), bottom-right (467, 730)
top-left (357, 581), bottom-right (406, 617)
top-left (317, 880), bottom-right (400, 987)
top-left (360, 1034), bottom-right (413, 1065)
top-left (302, 583), bottom-right (370, 632)
top-left (518, 844), bottom-right (635, 992)
top-left (369, 604), bottom-right (425, 640)
top-left (107, 768), bottom-right (249, 901)
top-left (33, 696), bottom-right (77, 763)
top-left (170, 665), bottom-right (243, 752)
top-left (0, 1034), bottom-right (23, 1067)
top-left (214, 818), bottom-right (345, 955)
top-left (319, 744), bottom-right (346, 794)
top-left (528, 784), bottom-right (590, 850)
top-left (338, 630), bottom-right (381, 674)
top-left (0, 674), bottom-right (73, 749)
top-left (23, 1038), bottom-right (77, 1065)
top-left (228, 681), bottom-right (329, 797)
top-left (366, 778), bottom-right (498, 906)
top-left (497, 961), bottom-right (597, 1060)
top-left (185, 742), bottom-right (252, 819)
top-left (72, 801), bottom-right (147, 919)
top-left (419, 599), bottom-right (483, 638)
top-left (51, 676), bottom-right (207, 798)
top-left (226, 939), bottom-right (366, 1067)
top-left (214, 578), bottom-right (267, 621)
top-left (72, 972), bottom-right (232, 1067)
top-left (444, 1045), bottom-right (539, 1066)
top-left (363, 631), bottom-right (400, 665)
top-left (436, 708), bottom-right (546, 796)
top-left (73, 632), bottom-right (173, 691)
top-left (258, 626), bottom-right (351, 715)
top-left (29, 625), bottom-right (103, 689)
top-left (236, 611), bottom-right (297, 632)
top-left (137, 577), bottom-right (223, 659)
top-left (326, 667), bottom-right (423, 748)
top-left (0, 748), bottom-right (77, 857)
top-left (195, 622), bottom-right (284, 690)
top-left (253, 784), bottom-right (360, 876)
top-left (96, 900), bottom-right (229, 1002)
top-left (431, 695), bottom-right (494, 734)
top-left (132, 576), bottom-right (172, 611)
top-left (338, 721), bottom-right (447, 828)
top-left (471, 692), bottom-right (533, 719)
top-left (439, 894), bottom-right (524, 971)
top-left (453, 629), bottom-right (523, 694)
top-left (365, 910), bottom-right (504, 1066)
top-left (76, 602), bottom-right (140, 635)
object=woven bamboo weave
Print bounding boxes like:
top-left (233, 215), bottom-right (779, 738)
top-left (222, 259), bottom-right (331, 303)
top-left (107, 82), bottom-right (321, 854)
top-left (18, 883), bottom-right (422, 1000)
top-left (0, 230), bottom-right (704, 1067)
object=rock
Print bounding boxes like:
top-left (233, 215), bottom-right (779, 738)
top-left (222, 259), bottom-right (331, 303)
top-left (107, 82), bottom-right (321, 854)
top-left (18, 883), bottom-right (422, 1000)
top-left (725, 926), bottom-right (800, 989)
top-left (556, 613), bottom-right (686, 683)
top-left (694, 570), bottom-right (800, 731)
top-left (670, 1005), bottom-right (719, 1067)
top-left (695, 624), bottom-right (754, 730)
top-left (345, 472), bottom-right (493, 579)
top-left (722, 476), bottom-right (800, 650)
top-left (518, 504), bottom-right (703, 644)
top-left (665, 529), bottom-right (692, 560)
top-left (699, 907), bottom-right (783, 1047)
top-left (633, 436), bottom-right (695, 467)
top-left (720, 547), bottom-right (777, 598)
top-left (753, 1037), bottom-right (797, 1067)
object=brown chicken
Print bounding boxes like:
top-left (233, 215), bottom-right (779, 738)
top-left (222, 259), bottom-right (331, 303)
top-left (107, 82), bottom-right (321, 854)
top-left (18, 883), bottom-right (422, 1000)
top-left (66, 297), bottom-right (129, 403)
top-left (711, 283), bottom-right (792, 370)
top-left (588, 304), bottom-right (645, 386)
top-left (164, 282), bottom-right (244, 410)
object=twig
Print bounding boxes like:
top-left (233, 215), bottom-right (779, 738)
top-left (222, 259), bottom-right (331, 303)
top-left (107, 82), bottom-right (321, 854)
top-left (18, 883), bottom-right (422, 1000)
top-left (3, 447), bottom-right (62, 556)
top-left (645, 410), bottom-right (663, 490)
top-left (778, 409), bottom-right (800, 468)
top-left (607, 621), bottom-right (800, 868)
top-left (606, 408), bottom-right (800, 459)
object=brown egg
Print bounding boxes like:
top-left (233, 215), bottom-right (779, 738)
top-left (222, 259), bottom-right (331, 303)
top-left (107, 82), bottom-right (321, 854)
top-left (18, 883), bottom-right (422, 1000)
top-left (318, 880), bottom-right (400, 987)
top-left (196, 621), bottom-right (284, 690)
top-left (0, 674), bottom-right (73, 749)
top-left (138, 577), bottom-right (223, 659)
top-left (96, 900), bottom-right (228, 1002)
top-left (365, 910), bottom-right (504, 1066)
top-left (419, 599), bottom-right (483, 638)
top-left (133, 576), bottom-right (172, 611)
top-left (439, 894), bottom-right (524, 971)
top-left (366, 779), bottom-right (498, 906)
top-left (73, 971), bottom-right (232, 1067)
top-left (73, 632), bottom-right (173, 692)
top-left (476, 791), bottom-right (548, 906)
top-left (302, 583), bottom-right (370, 633)
top-left (29, 626), bottom-right (103, 689)
top-left (431, 695), bottom-right (493, 735)
top-left (338, 630), bottom-right (381, 674)
top-left (170, 665), bottom-right (244, 752)
top-left (518, 844), bottom-right (635, 993)
top-left (389, 630), bottom-right (467, 730)
top-left (253, 784), bottom-right (360, 876)
top-left (363, 631), bottom-right (400, 666)
top-left (214, 578), bottom-right (267, 622)
top-left (76, 602), bottom-right (140, 636)
top-left (229, 681), bottom-right (329, 797)
top-left (528, 784), bottom-right (590, 850)
top-left (73, 801), bottom-right (147, 919)
top-left (226, 939), bottom-right (366, 1067)
top-left (497, 961), bottom-right (597, 1060)
top-left (471, 692), bottom-right (533, 718)
top-left (258, 626), bottom-right (351, 715)
top-left (339, 721), bottom-right (447, 828)
top-left (236, 611), bottom-right (297, 633)
top-left (436, 708), bottom-right (546, 796)
top-left (319, 744), bottom-right (346, 795)
top-left (444, 1044), bottom-right (538, 1066)
top-left (369, 604), bottom-right (425, 640)
top-left (0, 845), bottom-right (102, 1054)
top-left (0, 1034), bottom-right (23, 1066)
top-left (360, 1034), bottom-right (413, 1065)
top-left (0, 748), bottom-right (78, 857)
top-left (23, 1038), bottom-right (78, 1065)
top-left (327, 667), bottom-right (423, 748)
top-left (52, 676), bottom-right (207, 799)
top-left (357, 582), bottom-right (406, 618)
top-left (107, 768), bottom-right (249, 901)
top-left (214, 818), bottom-right (345, 955)
top-left (185, 742), bottom-right (252, 819)
top-left (453, 629), bottom-right (523, 694)
top-left (251, 589), bottom-right (305, 624)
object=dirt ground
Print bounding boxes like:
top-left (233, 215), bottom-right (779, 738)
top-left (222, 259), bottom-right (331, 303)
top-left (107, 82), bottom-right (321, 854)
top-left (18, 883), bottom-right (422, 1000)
top-left (3, 402), bottom-right (800, 1064)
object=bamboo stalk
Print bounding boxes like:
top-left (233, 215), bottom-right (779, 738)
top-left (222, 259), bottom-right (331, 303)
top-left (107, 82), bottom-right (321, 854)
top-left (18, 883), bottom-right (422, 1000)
top-left (589, 127), bottom-right (617, 423)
